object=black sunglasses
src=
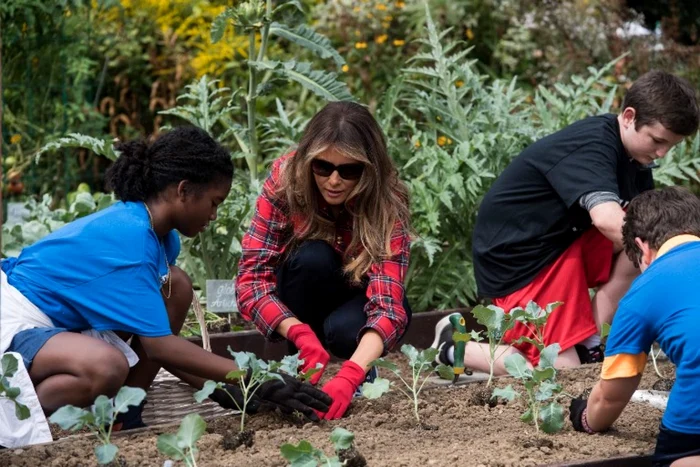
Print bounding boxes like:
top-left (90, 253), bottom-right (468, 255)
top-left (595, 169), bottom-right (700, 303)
top-left (311, 159), bottom-right (365, 180)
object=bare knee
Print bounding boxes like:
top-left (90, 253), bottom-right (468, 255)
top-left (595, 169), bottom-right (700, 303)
top-left (165, 265), bottom-right (193, 335)
top-left (554, 346), bottom-right (582, 369)
top-left (82, 347), bottom-right (130, 399)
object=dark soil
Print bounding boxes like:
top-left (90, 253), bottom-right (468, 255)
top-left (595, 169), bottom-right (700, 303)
top-left (338, 446), bottom-right (367, 467)
top-left (1, 358), bottom-right (674, 467)
top-left (651, 378), bottom-right (674, 392)
top-left (221, 429), bottom-right (254, 451)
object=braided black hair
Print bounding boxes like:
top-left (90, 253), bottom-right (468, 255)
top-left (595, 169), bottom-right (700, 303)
top-left (106, 126), bottom-right (233, 202)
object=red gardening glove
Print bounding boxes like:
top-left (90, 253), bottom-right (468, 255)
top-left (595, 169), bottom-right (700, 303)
top-left (287, 323), bottom-right (330, 385)
top-left (320, 360), bottom-right (366, 420)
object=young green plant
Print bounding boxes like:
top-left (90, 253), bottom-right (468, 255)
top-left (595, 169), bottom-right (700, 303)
top-left (270, 352), bottom-right (323, 382)
top-left (280, 427), bottom-right (356, 467)
top-left (361, 344), bottom-right (453, 424)
top-left (48, 386), bottom-right (146, 464)
top-left (194, 348), bottom-right (282, 432)
top-left (492, 301), bottom-right (565, 433)
top-left (0, 353), bottom-right (30, 421)
top-left (157, 413), bottom-right (207, 467)
top-left (470, 304), bottom-right (517, 386)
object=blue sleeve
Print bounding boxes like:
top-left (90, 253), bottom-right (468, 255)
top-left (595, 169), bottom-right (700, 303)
top-left (164, 231), bottom-right (180, 266)
top-left (67, 262), bottom-right (172, 337)
top-left (606, 284), bottom-right (656, 356)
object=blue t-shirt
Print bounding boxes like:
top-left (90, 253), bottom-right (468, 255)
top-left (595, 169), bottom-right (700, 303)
top-left (606, 241), bottom-right (700, 435)
top-left (2, 201), bottom-right (180, 337)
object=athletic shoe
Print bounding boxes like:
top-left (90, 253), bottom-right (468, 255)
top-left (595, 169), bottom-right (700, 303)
top-left (430, 313), bottom-right (461, 366)
top-left (575, 344), bottom-right (605, 364)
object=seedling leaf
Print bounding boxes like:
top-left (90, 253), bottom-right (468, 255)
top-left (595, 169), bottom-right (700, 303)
top-left (113, 386), bottom-right (146, 414)
top-left (361, 377), bottom-right (390, 399)
top-left (92, 395), bottom-right (114, 425)
top-left (453, 331), bottom-right (470, 343)
top-left (95, 443), bottom-right (118, 464)
top-left (536, 381), bottom-right (561, 402)
top-left (436, 364), bottom-right (455, 380)
top-left (157, 433), bottom-right (182, 458)
top-left (538, 343), bottom-right (561, 370)
top-left (540, 402), bottom-right (565, 433)
top-left (49, 405), bottom-right (91, 431)
top-left (225, 369), bottom-right (248, 381)
top-left (330, 427), bottom-right (354, 450)
top-left (532, 367), bottom-right (555, 383)
top-left (300, 363), bottom-right (323, 382)
top-left (472, 304), bottom-right (506, 333)
top-left (194, 380), bottom-right (220, 403)
top-left (492, 385), bottom-right (518, 402)
top-left (280, 440), bottom-right (317, 463)
top-left (1, 354), bottom-right (19, 377)
top-left (370, 358), bottom-right (399, 373)
top-left (504, 354), bottom-right (532, 379)
top-left (400, 344), bottom-right (420, 365)
top-left (520, 407), bottom-right (533, 423)
top-left (601, 322), bottom-right (612, 339)
top-left (178, 413), bottom-right (206, 446)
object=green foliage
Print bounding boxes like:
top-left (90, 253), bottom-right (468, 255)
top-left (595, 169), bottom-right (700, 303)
top-left (470, 304), bottom-right (516, 387)
top-left (157, 413), bottom-right (207, 467)
top-left (654, 134), bottom-right (700, 187)
top-left (34, 134), bottom-right (120, 163)
top-left (49, 386), bottom-right (146, 464)
top-left (491, 301), bottom-right (565, 433)
top-left (2, 191), bottom-right (116, 257)
top-left (193, 349), bottom-right (282, 432)
top-left (0, 354), bottom-right (31, 421)
top-left (361, 344), bottom-right (450, 424)
top-left (269, 352), bottom-right (323, 382)
top-left (280, 427), bottom-right (355, 467)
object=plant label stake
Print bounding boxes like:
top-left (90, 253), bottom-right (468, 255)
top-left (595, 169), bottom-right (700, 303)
top-left (450, 313), bottom-right (470, 383)
top-left (206, 280), bottom-right (238, 313)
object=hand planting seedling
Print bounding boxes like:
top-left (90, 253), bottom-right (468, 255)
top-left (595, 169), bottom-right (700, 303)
top-left (361, 344), bottom-right (452, 426)
top-left (194, 348), bottom-right (283, 433)
top-left (280, 427), bottom-right (366, 467)
top-left (470, 304), bottom-right (517, 386)
top-left (0, 353), bottom-right (31, 421)
top-left (49, 386), bottom-right (146, 464)
top-left (157, 413), bottom-right (207, 467)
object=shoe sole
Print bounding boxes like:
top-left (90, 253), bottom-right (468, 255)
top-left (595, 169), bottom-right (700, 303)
top-left (430, 313), bottom-right (462, 365)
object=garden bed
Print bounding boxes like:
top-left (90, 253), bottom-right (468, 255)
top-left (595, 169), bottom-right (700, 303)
top-left (1, 358), bottom-right (673, 467)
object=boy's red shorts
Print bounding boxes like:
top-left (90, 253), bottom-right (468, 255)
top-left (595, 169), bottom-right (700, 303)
top-left (493, 228), bottom-right (614, 365)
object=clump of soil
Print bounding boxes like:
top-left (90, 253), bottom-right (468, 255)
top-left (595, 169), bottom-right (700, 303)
top-left (338, 446), bottom-right (367, 467)
top-left (207, 320), bottom-right (231, 333)
top-left (652, 378), bottom-right (674, 392)
top-left (106, 455), bottom-right (130, 467)
top-left (221, 429), bottom-right (255, 450)
top-left (470, 385), bottom-right (497, 407)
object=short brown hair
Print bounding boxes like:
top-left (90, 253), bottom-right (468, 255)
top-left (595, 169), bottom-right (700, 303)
top-left (622, 70), bottom-right (699, 136)
top-left (623, 186), bottom-right (700, 267)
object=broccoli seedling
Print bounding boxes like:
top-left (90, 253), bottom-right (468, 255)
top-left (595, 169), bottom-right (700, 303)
top-left (492, 343), bottom-right (564, 433)
top-left (280, 427), bottom-right (356, 467)
top-left (157, 413), bottom-right (207, 467)
top-left (0, 353), bottom-right (31, 421)
top-left (49, 386), bottom-right (146, 464)
top-left (194, 347), bottom-right (282, 432)
top-left (360, 344), bottom-right (452, 424)
top-left (269, 352), bottom-right (323, 382)
top-left (470, 304), bottom-right (517, 386)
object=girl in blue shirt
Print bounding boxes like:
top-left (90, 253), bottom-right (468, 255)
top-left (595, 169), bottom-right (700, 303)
top-left (2, 126), bottom-right (330, 429)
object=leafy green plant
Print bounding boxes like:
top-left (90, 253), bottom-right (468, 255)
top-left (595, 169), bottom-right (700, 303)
top-left (270, 352), bottom-right (323, 383)
top-left (280, 427), bottom-right (356, 467)
top-left (157, 413), bottom-right (207, 467)
top-left (492, 343), bottom-right (564, 433)
top-left (491, 301), bottom-right (565, 433)
top-left (468, 304), bottom-right (517, 387)
top-left (361, 344), bottom-right (452, 424)
top-left (0, 353), bottom-right (31, 421)
top-left (194, 349), bottom-right (282, 432)
top-left (49, 386), bottom-right (146, 465)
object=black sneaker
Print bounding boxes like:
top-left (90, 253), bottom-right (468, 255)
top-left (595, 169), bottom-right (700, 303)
top-left (430, 314), bottom-right (460, 366)
top-left (114, 399), bottom-right (147, 431)
top-left (575, 344), bottom-right (605, 364)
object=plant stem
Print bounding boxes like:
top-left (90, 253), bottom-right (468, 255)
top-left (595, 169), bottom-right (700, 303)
top-left (246, 31), bottom-right (259, 182)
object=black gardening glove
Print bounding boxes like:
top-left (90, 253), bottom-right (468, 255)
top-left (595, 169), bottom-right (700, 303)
top-left (257, 372), bottom-right (333, 422)
top-left (569, 397), bottom-right (589, 433)
top-left (208, 383), bottom-right (261, 414)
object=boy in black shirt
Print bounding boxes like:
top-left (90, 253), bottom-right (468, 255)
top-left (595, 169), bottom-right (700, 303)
top-left (433, 70), bottom-right (699, 373)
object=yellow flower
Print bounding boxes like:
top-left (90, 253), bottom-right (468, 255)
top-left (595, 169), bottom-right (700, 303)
top-left (436, 116), bottom-right (441, 121)
top-left (437, 136), bottom-right (447, 146)
top-left (355, 29), bottom-right (362, 37)
top-left (455, 80), bottom-right (464, 88)
top-left (414, 140), bottom-right (421, 148)
top-left (342, 64), bottom-right (349, 72)
top-left (10, 134), bottom-right (22, 145)
top-left (375, 34), bottom-right (388, 44)
top-left (382, 22), bottom-right (390, 29)
top-left (376, 3), bottom-right (387, 11)
top-left (393, 39), bottom-right (405, 46)
top-left (366, 12), bottom-right (374, 19)
top-left (466, 28), bottom-right (474, 40)
top-left (396, 1), bottom-right (406, 8)
top-left (384, 15), bottom-right (393, 22)
top-left (355, 42), bottom-right (368, 49)
top-left (447, 138), bottom-right (453, 145)
top-left (353, 6), bottom-right (361, 13)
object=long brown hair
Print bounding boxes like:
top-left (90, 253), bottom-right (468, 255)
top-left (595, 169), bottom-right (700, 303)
top-left (277, 101), bottom-right (411, 283)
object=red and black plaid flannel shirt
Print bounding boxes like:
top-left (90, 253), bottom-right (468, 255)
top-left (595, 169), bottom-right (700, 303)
top-left (235, 153), bottom-right (411, 352)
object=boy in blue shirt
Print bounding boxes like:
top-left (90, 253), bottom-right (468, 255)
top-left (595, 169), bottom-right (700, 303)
top-left (570, 186), bottom-right (700, 466)
top-left (1, 127), bottom-right (331, 443)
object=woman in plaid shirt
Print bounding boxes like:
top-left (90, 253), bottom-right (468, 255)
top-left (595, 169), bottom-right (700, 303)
top-left (236, 101), bottom-right (412, 419)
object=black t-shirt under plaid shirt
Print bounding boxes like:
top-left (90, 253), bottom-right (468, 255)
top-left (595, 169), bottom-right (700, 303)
top-left (472, 114), bottom-right (654, 298)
